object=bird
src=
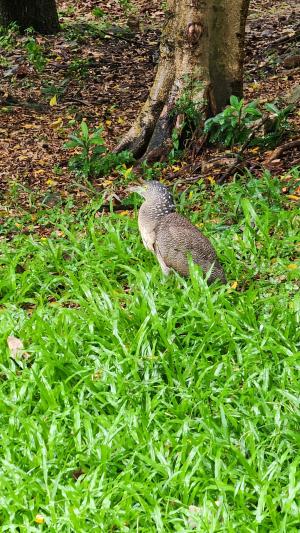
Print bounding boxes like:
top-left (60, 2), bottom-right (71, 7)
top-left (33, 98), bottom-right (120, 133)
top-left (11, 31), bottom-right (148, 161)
top-left (128, 180), bottom-right (226, 283)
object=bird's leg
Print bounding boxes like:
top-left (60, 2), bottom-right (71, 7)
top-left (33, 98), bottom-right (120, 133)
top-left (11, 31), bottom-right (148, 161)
top-left (155, 248), bottom-right (171, 275)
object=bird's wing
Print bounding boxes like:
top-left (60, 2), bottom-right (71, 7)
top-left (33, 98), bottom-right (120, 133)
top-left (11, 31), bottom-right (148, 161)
top-left (163, 214), bottom-right (217, 257)
top-left (155, 214), bottom-right (219, 276)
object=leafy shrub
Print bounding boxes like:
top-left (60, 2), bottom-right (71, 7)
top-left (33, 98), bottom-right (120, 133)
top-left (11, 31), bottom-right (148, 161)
top-left (65, 121), bottom-right (134, 179)
top-left (204, 96), bottom-right (262, 147)
top-left (257, 102), bottom-right (294, 148)
top-left (24, 29), bottom-right (46, 72)
top-left (0, 22), bottom-right (18, 50)
top-left (204, 96), bottom-right (294, 148)
top-left (174, 82), bottom-right (204, 131)
top-left (169, 78), bottom-right (205, 159)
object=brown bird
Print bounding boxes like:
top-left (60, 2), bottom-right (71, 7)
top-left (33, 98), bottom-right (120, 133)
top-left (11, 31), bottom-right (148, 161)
top-left (128, 180), bottom-right (226, 283)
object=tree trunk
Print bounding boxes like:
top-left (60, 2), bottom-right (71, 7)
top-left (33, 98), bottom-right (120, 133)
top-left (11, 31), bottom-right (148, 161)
top-left (0, 0), bottom-right (59, 34)
top-left (115, 0), bottom-right (250, 161)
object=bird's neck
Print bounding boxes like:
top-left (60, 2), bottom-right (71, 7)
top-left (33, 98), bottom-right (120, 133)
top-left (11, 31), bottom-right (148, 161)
top-left (140, 199), bottom-right (175, 221)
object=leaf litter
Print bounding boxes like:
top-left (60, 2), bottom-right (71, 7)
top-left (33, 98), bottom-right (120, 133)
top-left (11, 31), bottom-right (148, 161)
top-left (0, 0), bottom-right (299, 218)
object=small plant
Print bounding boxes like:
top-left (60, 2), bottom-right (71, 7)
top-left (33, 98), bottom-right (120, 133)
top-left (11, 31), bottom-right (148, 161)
top-left (204, 96), bottom-right (262, 147)
top-left (67, 58), bottom-right (90, 78)
top-left (140, 160), bottom-right (166, 180)
top-left (258, 102), bottom-right (294, 148)
top-left (62, 21), bottom-right (109, 42)
top-left (0, 22), bottom-right (18, 50)
top-left (92, 7), bottom-right (106, 19)
top-left (174, 78), bottom-right (204, 132)
top-left (24, 30), bottom-right (46, 72)
top-left (41, 80), bottom-right (68, 98)
top-left (0, 55), bottom-right (11, 67)
top-left (65, 121), bottom-right (134, 179)
top-left (59, 5), bottom-right (75, 17)
top-left (53, 164), bottom-right (63, 176)
top-left (168, 127), bottom-right (182, 163)
top-left (169, 77), bottom-right (205, 159)
top-left (118, 0), bottom-right (134, 15)
top-left (204, 96), bottom-right (294, 148)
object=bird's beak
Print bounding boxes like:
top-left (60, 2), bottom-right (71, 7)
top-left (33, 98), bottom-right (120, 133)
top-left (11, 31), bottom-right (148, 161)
top-left (126, 183), bottom-right (146, 195)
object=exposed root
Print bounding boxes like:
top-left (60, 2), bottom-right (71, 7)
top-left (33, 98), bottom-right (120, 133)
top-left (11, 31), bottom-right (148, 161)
top-left (115, 0), bottom-right (250, 164)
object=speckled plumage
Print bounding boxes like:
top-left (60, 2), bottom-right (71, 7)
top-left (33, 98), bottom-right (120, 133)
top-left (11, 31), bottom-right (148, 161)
top-left (129, 181), bottom-right (226, 283)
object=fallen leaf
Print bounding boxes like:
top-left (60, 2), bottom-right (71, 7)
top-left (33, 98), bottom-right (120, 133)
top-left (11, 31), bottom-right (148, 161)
top-left (207, 175), bottom-right (216, 184)
top-left (102, 179), bottom-right (113, 187)
top-left (231, 281), bottom-right (238, 289)
top-left (7, 336), bottom-right (29, 360)
top-left (49, 95), bottom-right (57, 106)
top-left (23, 124), bottom-right (40, 129)
top-left (35, 514), bottom-right (45, 524)
top-left (51, 117), bottom-right (63, 129)
top-left (287, 195), bottom-right (299, 201)
top-left (287, 264), bottom-right (298, 270)
top-left (188, 505), bottom-right (202, 529)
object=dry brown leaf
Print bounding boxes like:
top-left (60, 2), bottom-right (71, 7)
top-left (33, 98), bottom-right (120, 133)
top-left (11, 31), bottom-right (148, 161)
top-left (23, 124), bottom-right (40, 129)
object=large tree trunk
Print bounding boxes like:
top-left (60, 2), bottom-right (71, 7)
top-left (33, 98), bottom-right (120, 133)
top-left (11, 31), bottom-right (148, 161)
top-left (0, 0), bottom-right (59, 34)
top-left (116, 0), bottom-right (250, 161)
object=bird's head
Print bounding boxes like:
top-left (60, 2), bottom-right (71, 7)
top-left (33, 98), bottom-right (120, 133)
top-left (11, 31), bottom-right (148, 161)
top-left (127, 180), bottom-right (174, 208)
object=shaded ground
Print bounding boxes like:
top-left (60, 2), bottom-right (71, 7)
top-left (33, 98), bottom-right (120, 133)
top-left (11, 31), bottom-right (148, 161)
top-left (0, 0), bottom-right (299, 213)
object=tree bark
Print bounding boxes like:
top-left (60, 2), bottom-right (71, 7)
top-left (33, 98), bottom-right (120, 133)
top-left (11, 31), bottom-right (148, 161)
top-left (115, 0), bottom-right (250, 161)
top-left (0, 0), bottom-right (59, 34)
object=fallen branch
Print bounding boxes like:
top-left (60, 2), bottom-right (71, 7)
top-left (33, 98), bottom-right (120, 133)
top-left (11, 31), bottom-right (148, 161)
top-left (0, 96), bottom-right (48, 111)
top-left (217, 159), bottom-right (247, 185)
top-left (264, 138), bottom-right (300, 164)
top-left (267, 28), bottom-right (300, 48)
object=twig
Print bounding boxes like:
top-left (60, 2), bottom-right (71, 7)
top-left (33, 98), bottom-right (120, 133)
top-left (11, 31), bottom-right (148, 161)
top-left (217, 160), bottom-right (247, 185)
top-left (267, 28), bottom-right (300, 48)
top-left (264, 138), bottom-right (300, 164)
top-left (191, 133), bottom-right (208, 159)
top-left (0, 97), bottom-right (48, 111)
top-left (103, 31), bottom-right (136, 44)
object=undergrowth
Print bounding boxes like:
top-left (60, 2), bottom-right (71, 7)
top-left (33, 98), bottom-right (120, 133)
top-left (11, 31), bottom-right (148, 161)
top-left (203, 96), bottom-right (294, 148)
top-left (0, 172), bottom-right (299, 531)
top-left (64, 121), bottom-right (134, 179)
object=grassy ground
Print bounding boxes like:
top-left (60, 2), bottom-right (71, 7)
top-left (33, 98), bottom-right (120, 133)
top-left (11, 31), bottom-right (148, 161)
top-left (0, 171), bottom-right (299, 531)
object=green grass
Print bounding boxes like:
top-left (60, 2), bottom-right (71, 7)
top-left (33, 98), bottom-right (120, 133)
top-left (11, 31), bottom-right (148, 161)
top-left (0, 172), bottom-right (299, 532)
